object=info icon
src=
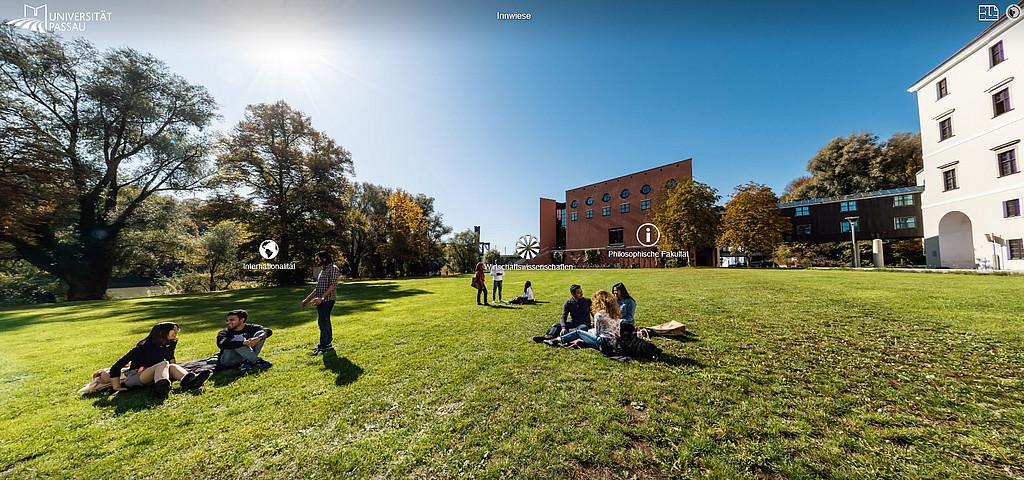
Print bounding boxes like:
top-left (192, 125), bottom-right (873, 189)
top-left (636, 223), bottom-right (661, 247)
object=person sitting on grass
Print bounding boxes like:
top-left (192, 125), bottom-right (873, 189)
top-left (216, 309), bottom-right (273, 371)
top-left (507, 281), bottom-right (535, 304)
top-left (109, 322), bottom-right (210, 399)
top-left (532, 284), bottom-right (592, 342)
top-left (545, 290), bottom-right (622, 349)
top-left (613, 282), bottom-right (636, 325)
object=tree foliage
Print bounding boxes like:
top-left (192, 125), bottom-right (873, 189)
top-left (0, 27), bottom-right (218, 299)
top-left (444, 229), bottom-right (479, 274)
top-left (718, 183), bottom-right (791, 256)
top-left (650, 179), bottom-right (721, 266)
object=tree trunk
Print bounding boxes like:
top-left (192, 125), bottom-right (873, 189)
top-left (64, 247), bottom-right (115, 301)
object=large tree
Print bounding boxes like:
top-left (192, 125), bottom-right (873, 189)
top-left (216, 101), bottom-right (353, 283)
top-left (0, 28), bottom-right (217, 299)
top-left (650, 178), bottom-right (721, 266)
top-left (379, 190), bottom-right (428, 276)
top-left (444, 229), bottom-right (480, 274)
top-left (718, 182), bottom-right (791, 257)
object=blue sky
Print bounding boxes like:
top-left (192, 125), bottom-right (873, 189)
top-left (3, 0), bottom-right (993, 252)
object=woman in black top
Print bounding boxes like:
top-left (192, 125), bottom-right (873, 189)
top-left (109, 322), bottom-right (208, 398)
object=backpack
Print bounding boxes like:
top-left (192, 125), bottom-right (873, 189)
top-left (614, 332), bottom-right (662, 359)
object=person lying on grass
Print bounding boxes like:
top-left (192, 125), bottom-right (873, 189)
top-left (109, 322), bottom-right (210, 399)
top-left (506, 281), bottom-right (535, 304)
top-left (532, 284), bottom-right (592, 343)
top-left (544, 290), bottom-right (622, 349)
top-left (216, 309), bottom-right (273, 371)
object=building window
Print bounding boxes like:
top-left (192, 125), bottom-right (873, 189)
top-left (560, 209), bottom-right (566, 227)
top-left (608, 227), bottom-right (624, 246)
top-left (894, 216), bottom-right (917, 229)
top-left (939, 117), bottom-right (953, 141)
top-left (570, 200), bottom-right (578, 209)
top-left (641, 184), bottom-right (651, 195)
top-left (943, 168), bottom-right (958, 191)
top-left (585, 209), bottom-right (593, 219)
top-left (570, 212), bottom-right (578, 221)
top-left (993, 88), bottom-right (1012, 117)
top-left (585, 196), bottom-right (593, 206)
top-left (602, 206), bottom-right (611, 216)
top-left (620, 203), bottom-right (630, 213)
top-left (620, 189), bottom-right (630, 199)
top-left (1009, 239), bottom-right (1024, 260)
top-left (840, 201), bottom-right (857, 212)
top-left (991, 41), bottom-right (1005, 68)
top-left (998, 149), bottom-right (1018, 177)
top-left (666, 178), bottom-right (677, 189)
top-left (794, 206), bottom-right (810, 216)
top-left (796, 224), bottom-right (811, 235)
top-left (1005, 199), bottom-right (1021, 217)
top-left (937, 78), bottom-right (948, 99)
top-left (602, 193), bottom-right (611, 202)
top-left (840, 220), bottom-right (860, 233)
top-left (893, 194), bottom-right (915, 207)
top-left (640, 199), bottom-right (651, 210)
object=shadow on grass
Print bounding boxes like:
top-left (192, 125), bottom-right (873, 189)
top-left (648, 352), bottom-right (704, 368)
top-left (488, 304), bottom-right (521, 310)
top-left (654, 331), bottom-right (700, 343)
top-left (322, 349), bottom-right (363, 386)
top-left (88, 389), bottom-right (164, 415)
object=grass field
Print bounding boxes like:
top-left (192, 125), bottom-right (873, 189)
top-left (1, 269), bottom-right (1023, 479)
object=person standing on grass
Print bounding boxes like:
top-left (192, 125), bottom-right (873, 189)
top-left (532, 284), bottom-right (592, 342)
top-left (473, 261), bottom-right (489, 305)
top-left (489, 262), bottom-right (504, 302)
top-left (216, 309), bottom-right (273, 371)
top-left (612, 282), bottom-right (636, 325)
top-left (109, 322), bottom-right (210, 398)
top-left (302, 251), bottom-right (341, 356)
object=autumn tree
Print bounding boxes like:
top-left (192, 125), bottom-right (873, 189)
top-left (216, 101), bottom-right (353, 283)
top-left (0, 28), bottom-right (217, 299)
top-left (718, 182), bottom-right (791, 258)
top-left (379, 190), bottom-right (428, 276)
top-left (650, 179), bottom-right (721, 266)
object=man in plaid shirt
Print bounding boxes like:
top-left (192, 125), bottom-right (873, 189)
top-left (301, 251), bottom-right (341, 356)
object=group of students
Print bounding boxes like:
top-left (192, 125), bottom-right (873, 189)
top-left (103, 251), bottom-right (343, 399)
top-left (532, 282), bottom-right (636, 351)
top-left (472, 262), bottom-right (534, 305)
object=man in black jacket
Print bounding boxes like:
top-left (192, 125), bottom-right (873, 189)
top-left (217, 309), bottom-right (273, 370)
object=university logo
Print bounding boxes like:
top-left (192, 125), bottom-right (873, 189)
top-left (6, 4), bottom-right (48, 33)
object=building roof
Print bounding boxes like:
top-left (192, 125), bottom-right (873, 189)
top-left (778, 186), bottom-right (924, 208)
top-left (908, 2), bottom-right (1023, 92)
top-left (565, 158), bottom-right (692, 193)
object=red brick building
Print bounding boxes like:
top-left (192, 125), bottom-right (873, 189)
top-left (532, 159), bottom-right (711, 267)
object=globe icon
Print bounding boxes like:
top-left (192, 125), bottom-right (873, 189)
top-left (259, 240), bottom-right (280, 260)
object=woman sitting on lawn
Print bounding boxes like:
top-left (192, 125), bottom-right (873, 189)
top-left (507, 281), bottom-right (535, 304)
top-left (613, 282), bottom-right (636, 324)
top-left (109, 322), bottom-right (210, 399)
top-left (545, 290), bottom-right (621, 349)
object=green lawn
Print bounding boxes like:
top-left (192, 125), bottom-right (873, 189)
top-left (1, 269), bottom-right (1022, 479)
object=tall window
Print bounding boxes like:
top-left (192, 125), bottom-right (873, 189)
top-left (939, 117), bottom-right (953, 141)
top-left (894, 216), bottom-right (917, 229)
top-left (1005, 199), bottom-right (1021, 217)
top-left (585, 209), bottom-right (593, 219)
top-left (795, 206), bottom-right (810, 216)
top-left (998, 150), bottom-right (1018, 177)
top-left (840, 220), bottom-right (860, 233)
top-left (893, 194), bottom-right (915, 207)
top-left (796, 224), bottom-right (811, 235)
top-left (937, 78), bottom-right (948, 99)
top-left (991, 41), bottom-right (1005, 67)
top-left (1009, 239), bottom-right (1024, 260)
top-left (620, 203), bottom-right (630, 214)
top-left (943, 169), bottom-right (958, 191)
top-left (570, 212), bottom-right (578, 221)
top-left (608, 227), bottom-right (624, 246)
top-left (840, 201), bottom-right (857, 212)
top-left (602, 206), bottom-right (611, 216)
top-left (993, 88), bottom-right (1012, 117)
top-left (640, 199), bottom-right (651, 210)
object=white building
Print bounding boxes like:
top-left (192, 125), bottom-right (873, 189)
top-left (909, 10), bottom-right (1024, 270)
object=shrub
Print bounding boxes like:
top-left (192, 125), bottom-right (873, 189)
top-left (0, 261), bottom-right (64, 305)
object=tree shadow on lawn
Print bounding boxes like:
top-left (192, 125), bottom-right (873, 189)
top-left (322, 349), bottom-right (363, 386)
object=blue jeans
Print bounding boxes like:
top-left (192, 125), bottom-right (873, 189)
top-left (492, 280), bottom-right (502, 301)
top-left (558, 328), bottom-right (602, 347)
top-left (317, 300), bottom-right (335, 349)
top-left (219, 338), bottom-right (266, 367)
top-left (546, 323), bottom-right (590, 338)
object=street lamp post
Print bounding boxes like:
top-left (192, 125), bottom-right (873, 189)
top-left (845, 216), bottom-right (860, 268)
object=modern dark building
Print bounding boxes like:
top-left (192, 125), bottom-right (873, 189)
top-left (532, 159), bottom-right (715, 267)
top-left (778, 186), bottom-right (925, 243)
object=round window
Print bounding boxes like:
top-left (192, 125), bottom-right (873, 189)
top-left (666, 179), bottom-right (677, 189)
top-left (620, 189), bottom-right (630, 199)
top-left (602, 193), bottom-right (611, 202)
top-left (640, 184), bottom-right (651, 195)
top-left (585, 196), bottom-right (594, 205)
top-left (570, 200), bottom-right (578, 208)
